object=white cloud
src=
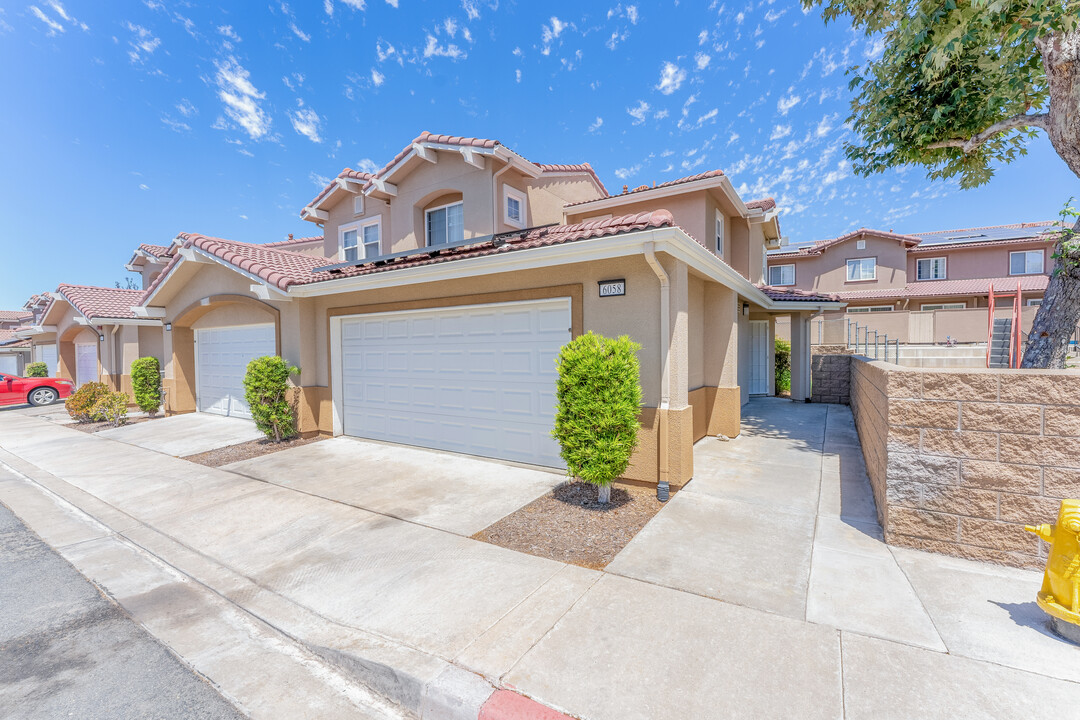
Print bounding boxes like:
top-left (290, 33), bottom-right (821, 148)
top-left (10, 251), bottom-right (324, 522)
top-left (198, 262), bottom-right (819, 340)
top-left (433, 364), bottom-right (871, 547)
top-left (30, 2), bottom-right (87, 35)
top-left (695, 52), bottom-right (711, 70)
top-left (588, 116), bottom-right (603, 132)
top-left (777, 92), bottom-right (801, 115)
top-left (542, 16), bottom-right (568, 43)
top-left (214, 56), bottom-right (271, 140)
top-left (218, 25), bottom-right (240, 41)
top-left (125, 22), bottom-right (161, 63)
top-left (727, 132), bottom-right (740, 145)
top-left (735, 11), bottom-right (745, 24)
top-left (697, 108), bottom-right (719, 125)
top-left (697, 29), bottom-right (708, 45)
top-left (30, 7), bottom-right (64, 36)
top-left (356, 158), bottom-right (379, 173)
top-left (376, 39), bottom-right (398, 63)
top-left (423, 34), bottom-right (465, 59)
top-left (462, 0), bottom-right (480, 20)
top-left (289, 101), bottom-right (323, 143)
top-left (176, 99), bottom-right (197, 117)
top-left (324, 0), bottom-right (334, 15)
top-left (627, 100), bottom-right (650, 125)
top-left (815, 115), bottom-right (833, 137)
top-left (654, 109), bottom-right (670, 119)
top-left (340, 0), bottom-right (367, 8)
top-left (656, 61), bottom-right (686, 95)
top-left (371, 68), bottom-right (385, 86)
top-left (138, 183), bottom-right (150, 191)
top-left (770, 124), bottom-right (792, 140)
top-left (282, 72), bottom-right (304, 90)
top-left (386, 0), bottom-right (398, 6)
top-left (764, 8), bottom-right (786, 22)
top-left (512, 46), bottom-right (523, 57)
top-left (515, 68), bottom-right (521, 82)
top-left (160, 115), bottom-right (190, 133)
top-left (289, 22), bottom-right (310, 42)
top-left (614, 164), bottom-right (642, 180)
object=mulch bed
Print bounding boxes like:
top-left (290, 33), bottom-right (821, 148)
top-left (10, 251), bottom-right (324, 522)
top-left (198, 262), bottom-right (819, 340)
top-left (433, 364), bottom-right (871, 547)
top-left (472, 480), bottom-right (670, 570)
top-left (184, 435), bottom-right (323, 468)
top-left (71, 416), bottom-right (156, 434)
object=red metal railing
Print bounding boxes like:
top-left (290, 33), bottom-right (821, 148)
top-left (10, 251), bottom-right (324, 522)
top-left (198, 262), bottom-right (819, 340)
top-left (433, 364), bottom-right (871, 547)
top-left (986, 280), bottom-right (1023, 368)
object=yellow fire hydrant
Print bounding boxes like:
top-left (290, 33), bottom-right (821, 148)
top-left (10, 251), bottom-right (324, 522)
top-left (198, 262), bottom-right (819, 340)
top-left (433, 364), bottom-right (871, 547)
top-left (1025, 499), bottom-right (1080, 644)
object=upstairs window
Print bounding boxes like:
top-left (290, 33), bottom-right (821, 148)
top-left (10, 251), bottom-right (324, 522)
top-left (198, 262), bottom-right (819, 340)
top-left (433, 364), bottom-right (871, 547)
top-left (342, 228), bottom-right (358, 262)
top-left (504, 187), bottom-right (526, 229)
top-left (353, 195), bottom-right (364, 215)
top-left (1010, 250), bottom-right (1044, 275)
top-left (846, 257), bottom-right (876, 282)
top-left (362, 220), bottom-right (381, 258)
top-left (341, 218), bottom-right (381, 262)
top-left (768, 264), bottom-right (795, 286)
top-left (916, 257), bottom-right (947, 281)
top-left (426, 202), bottom-right (464, 246)
top-left (715, 210), bottom-right (725, 254)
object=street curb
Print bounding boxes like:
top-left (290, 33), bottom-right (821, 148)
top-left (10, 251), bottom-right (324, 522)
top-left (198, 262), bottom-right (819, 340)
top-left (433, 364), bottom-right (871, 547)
top-left (479, 690), bottom-right (576, 720)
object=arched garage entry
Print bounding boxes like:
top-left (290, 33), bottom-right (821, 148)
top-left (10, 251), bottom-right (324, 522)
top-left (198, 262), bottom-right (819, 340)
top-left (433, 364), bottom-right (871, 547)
top-left (170, 295), bottom-right (280, 419)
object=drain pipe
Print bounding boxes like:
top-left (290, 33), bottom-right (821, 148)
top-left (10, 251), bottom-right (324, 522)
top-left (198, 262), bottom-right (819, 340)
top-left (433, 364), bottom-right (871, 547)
top-left (643, 242), bottom-right (671, 501)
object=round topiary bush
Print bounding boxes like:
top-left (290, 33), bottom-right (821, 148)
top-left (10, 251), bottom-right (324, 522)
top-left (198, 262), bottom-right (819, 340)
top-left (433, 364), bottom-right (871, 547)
top-left (130, 356), bottom-right (161, 415)
top-left (65, 382), bottom-right (111, 423)
top-left (242, 356), bottom-right (300, 442)
top-left (24, 361), bottom-right (48, 378)
top-left (552, 332), bottom-right (643, 503)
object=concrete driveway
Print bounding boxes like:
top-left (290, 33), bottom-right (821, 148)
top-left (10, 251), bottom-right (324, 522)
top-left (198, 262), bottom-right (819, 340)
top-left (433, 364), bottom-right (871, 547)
top-left (222, 436), bottom-right (563, 536)
top-left (97, 413), bottom-right (264, 456)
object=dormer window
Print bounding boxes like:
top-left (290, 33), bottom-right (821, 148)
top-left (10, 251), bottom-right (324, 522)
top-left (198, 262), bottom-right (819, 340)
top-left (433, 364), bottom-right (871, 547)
top-left (341, 218), bottom-right (381, 262)
top-left (427, 201), bottom-right (464, 246)
top-left (504, 186), bottom-right (526, 229)
top-left (715, 210), bottom-right (725, 254)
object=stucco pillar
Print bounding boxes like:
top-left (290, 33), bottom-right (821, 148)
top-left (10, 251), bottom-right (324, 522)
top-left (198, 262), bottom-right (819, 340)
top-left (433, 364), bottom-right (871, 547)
top-left (702, 283), bottom-right (741, 437)
top-left (790, 312), bottom-right (812, 402)
top-left (119, 324), bottom-right (140, 396)
top-left (660, 255), bottom-right (693, 490)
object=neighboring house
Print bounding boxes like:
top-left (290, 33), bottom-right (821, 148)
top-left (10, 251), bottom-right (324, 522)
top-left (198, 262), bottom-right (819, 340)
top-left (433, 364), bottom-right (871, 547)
top-left (18, 285), bottom-right (160, 390)
top-left (134, 131), bottom-right (840, 490)
top-left (0, 309), bottom-right (34, 374)
top-left (767, 221), bottom-right (1059, 344)
top-left (125, 244), bottom-right (175, 289)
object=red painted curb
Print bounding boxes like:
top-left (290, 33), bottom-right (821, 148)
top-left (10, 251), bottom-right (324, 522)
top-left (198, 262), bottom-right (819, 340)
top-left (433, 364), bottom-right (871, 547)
top-left (478, 689), bottom-right (575, 720)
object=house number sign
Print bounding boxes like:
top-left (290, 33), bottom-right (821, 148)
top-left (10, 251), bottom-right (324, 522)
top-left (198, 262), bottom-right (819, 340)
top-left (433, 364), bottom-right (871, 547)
top-left (598, 279), bottom-right (626, 297)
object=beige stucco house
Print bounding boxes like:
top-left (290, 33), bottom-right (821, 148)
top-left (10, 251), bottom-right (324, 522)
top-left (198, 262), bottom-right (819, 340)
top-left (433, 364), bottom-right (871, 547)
top-left (0, 310), bottom-right (34, 374)
top-left (128, 132), bottom-right (839, 492)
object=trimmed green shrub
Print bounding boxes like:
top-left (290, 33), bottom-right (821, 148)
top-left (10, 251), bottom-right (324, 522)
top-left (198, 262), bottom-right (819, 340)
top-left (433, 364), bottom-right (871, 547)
top-left (552, 332), bottom-right (643, 503)
top-left (775, 337), bottom-right (791, 394)
top-left (91, 392), bottom-right (130, 427)
top-left (130, 357), bottom-right (162, 415)
top-left (25, 362), bottom-right (48, 378)
top-left (64, 382), bottom-right (111, 422)
top-left (242, 356), bottom-right (300, 442)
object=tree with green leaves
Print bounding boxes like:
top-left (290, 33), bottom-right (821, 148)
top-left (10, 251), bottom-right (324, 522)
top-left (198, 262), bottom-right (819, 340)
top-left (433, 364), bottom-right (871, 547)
top-left (806, 0), bottom-right (1080, 367)
top-left (242, 356), bottom-right (300, 442)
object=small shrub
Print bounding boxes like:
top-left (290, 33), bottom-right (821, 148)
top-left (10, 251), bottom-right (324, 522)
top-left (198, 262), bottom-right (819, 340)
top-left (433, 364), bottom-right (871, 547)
top-left (64, 382), bottom-right (111, 422)
top-left (775, 337), bottom-right (791, 394)
top-left (25, 362), bottom-right (48, 378)
top-left (130, 356), bottom-right (161, 415)
top-left (242, 356), bottom-right (300, 442)
top-left (552, 332), bottom-right (643, 503)
top-left (91, 392), bottom-right (130, 427)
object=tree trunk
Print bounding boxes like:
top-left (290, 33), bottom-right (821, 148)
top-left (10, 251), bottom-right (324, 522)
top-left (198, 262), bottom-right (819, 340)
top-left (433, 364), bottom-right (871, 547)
top-left (597, 484), bottom-right (611, 504)
top-left (1020, 218), bottom-right (1080, 369)
top-left (1037, 27), bottom-right (1080, 179)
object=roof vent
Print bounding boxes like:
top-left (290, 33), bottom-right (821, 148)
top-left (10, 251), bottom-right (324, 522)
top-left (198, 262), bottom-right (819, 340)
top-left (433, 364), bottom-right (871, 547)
top-left (622, 185), bottom-right (629, 194)
top-left (288, 233), bottom-right (294, 241)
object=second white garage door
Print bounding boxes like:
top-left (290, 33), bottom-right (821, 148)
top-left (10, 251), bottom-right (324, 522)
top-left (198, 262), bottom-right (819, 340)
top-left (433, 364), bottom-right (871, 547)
top-left (335, 298), bottom-right (571, 468)
top-left (196, 324), bottom-right (276, 419)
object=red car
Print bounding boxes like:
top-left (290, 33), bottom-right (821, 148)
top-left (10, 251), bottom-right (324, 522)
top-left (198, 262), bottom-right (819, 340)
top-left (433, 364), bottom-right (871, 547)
top-left (0, 372), bottom-right (75, 407)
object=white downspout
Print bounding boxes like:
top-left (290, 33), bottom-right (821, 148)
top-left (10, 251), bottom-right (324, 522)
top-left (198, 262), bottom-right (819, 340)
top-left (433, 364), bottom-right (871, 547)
top-left (492, 161), bottom-right (513, 233)
top-left (644, 242), bottom-right (671, 501)
top-left (108, 324), bottom-right (121, 390)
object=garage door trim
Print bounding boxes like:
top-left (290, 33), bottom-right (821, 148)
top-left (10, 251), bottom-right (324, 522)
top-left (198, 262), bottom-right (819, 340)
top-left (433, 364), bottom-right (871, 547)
top-left (194, 322), bottom-right (276, 419)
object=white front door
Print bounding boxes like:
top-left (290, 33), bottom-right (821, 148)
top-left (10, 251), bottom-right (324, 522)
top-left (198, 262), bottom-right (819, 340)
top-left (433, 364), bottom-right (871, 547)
top-left (749, 320), bottom-right (769, 395)
top-left (0, 355), bottom-right (18, 374)
top-left (75, 343), bottom-right (98, 387)
top-left (36, 343), bottom-right (58, 376)
top-left (334, 298), bottom-right (571, 468)
top-left (195, 324), bottom-right (276, 419)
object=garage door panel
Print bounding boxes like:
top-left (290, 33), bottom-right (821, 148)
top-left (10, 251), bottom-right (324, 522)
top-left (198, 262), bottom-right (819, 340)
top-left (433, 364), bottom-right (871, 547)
top-left (339, 298), bottom-right (569, 467)
top-left (196, 323), bottom-right (274, 419)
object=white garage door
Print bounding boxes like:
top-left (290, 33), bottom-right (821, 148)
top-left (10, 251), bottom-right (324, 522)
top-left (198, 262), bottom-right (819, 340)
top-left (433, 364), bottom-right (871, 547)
top-left (196, 324), bottom-right (275, 419)
top-left (0, 355), bottom-right (18, 374)
top-left (36, 343), bottom-right (58, 377)
top-left (336, 298), bottom-right (571, 467)
top-left (76, 343), bottom-right (98, 387)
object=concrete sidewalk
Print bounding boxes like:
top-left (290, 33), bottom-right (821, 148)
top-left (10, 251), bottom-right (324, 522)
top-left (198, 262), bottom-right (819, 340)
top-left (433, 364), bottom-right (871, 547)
top-left (1, 401), bottom-right (1078, 719)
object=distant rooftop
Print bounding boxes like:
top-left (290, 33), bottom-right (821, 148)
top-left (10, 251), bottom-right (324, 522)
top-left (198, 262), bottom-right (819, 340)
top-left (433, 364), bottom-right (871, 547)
top-left (770, 220), bottom-right (1060, 256)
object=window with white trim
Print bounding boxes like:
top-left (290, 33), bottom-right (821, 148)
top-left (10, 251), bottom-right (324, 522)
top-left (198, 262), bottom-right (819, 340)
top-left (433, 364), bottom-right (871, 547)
top-left (1010, 250), bottom-right (1044, 275)
top-left (715, 210), bottom-right (725, 254)
top-left (340, 218), bottom-right (381, 262)
top-left (1027, 298), bottom-right (1043, 306)
top-left (916, 257), bottom-right (947, 280)
top-left (353, 195), bottom-right (364, 215)
top-left (847, 305), bottom-right (894, 313)
top-left (426, 201), bottom-right (464, 246)
top-left (846, 257), bottom-right (876, 281)
top-left (920, 302), bottom-right (965, 311)
top-left (768, 264), bottom-right (795, 286)
top-left (504, 186), bottom-right (526, 229)
top-left (856, 239), bottom-right (866, 250)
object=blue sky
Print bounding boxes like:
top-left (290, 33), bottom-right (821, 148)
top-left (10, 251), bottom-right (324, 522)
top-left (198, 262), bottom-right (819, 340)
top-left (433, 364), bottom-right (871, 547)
top-left (1, 0), bottom-right (1076, 309)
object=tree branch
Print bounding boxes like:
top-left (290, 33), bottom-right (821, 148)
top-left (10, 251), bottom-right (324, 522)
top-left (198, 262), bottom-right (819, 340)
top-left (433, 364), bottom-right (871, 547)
top-left (924, 112), bottom-right (1051, 153)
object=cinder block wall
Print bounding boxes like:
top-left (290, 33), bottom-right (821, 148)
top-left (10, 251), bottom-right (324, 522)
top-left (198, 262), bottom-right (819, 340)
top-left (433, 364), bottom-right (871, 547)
top-left (811, 353), bottom-right (853, 404)
top-left (850, 357), bottom-right (1080, 569)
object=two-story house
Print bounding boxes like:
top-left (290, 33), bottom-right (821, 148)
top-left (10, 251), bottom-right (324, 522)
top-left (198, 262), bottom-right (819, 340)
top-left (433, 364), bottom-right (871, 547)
top-left (767, 221), bottom-right (1058, 344)
top-left (0, 308), bottom-right (34, 374)
top-left (122, 131), bottom-right (839, 493)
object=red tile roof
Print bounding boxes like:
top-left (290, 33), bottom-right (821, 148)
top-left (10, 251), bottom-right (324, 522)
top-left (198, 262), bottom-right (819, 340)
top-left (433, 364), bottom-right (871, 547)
top-left (305, 168), bottom-right (374, 210)
top-left (746, 197), bottom-right (777, 212)
top-left (771, 227), bottom-right (922, 257)
top-left (0, 310), bottom-right (33, 322)
top-left (836, 275), bottom-right (1049, 301)
top-left (263, 235), bottom-right (323, 248)
top-left (139, 244), bottom-right (173, 259)
top-left (537, 163), bottom-right (609, 197)
top-left (566, 169), bottom-right (726, 208)
top-left (57, 284), bottom-right (146, 320)
top-left (0, 328), bottom-right (32, 346)
top-left (907, 236), bottom-right (1056, 253)
top-left (758, 285), bottom-right (838, 302)
top-left (913, 220), bottom-right (1059, 237)
top-left (146, 211), bottom-right (677, 297)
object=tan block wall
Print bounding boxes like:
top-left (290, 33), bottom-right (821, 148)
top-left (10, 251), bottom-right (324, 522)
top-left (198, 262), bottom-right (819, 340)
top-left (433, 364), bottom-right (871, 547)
top-left (850, 358), bottom-right (1080, 569)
